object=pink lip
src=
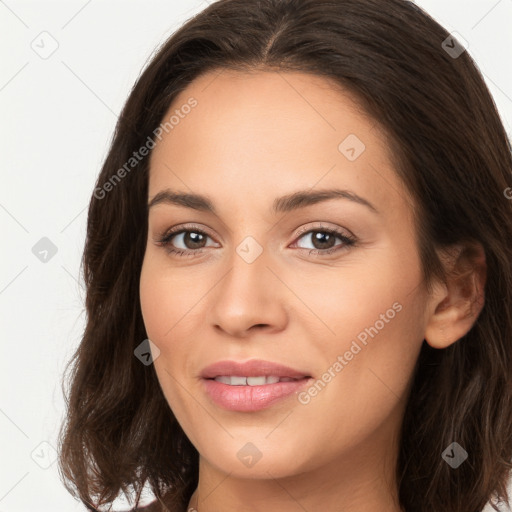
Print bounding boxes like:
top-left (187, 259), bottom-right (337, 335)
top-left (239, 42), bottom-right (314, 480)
top-left (200, 359), bottom-right (313, 412)
top-left (200, 359), bottom-right (310, 379)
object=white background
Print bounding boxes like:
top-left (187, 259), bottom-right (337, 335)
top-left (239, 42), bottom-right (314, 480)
top-left (1, 0), bottom-right (511, 510)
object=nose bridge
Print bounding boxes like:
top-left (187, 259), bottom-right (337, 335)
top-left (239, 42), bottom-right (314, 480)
top-left (208, 233), bottom-right (287, 335)
top-left (221, 234), bottom-right (272, 304)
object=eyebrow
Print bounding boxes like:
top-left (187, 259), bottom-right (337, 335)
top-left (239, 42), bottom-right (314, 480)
top-left (148, 188), bottom-right (379, 215)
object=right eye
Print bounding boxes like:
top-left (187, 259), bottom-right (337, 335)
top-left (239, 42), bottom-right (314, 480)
top-left (156, 225), bottom-right (220, 257)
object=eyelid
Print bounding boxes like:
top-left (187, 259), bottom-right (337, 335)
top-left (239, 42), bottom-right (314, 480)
top-left (155, 222), bottom-right (352, 244)
top-left (291, 221), bottom-right (355, 241)
top-left (155, 222), bottom-right (218, 244)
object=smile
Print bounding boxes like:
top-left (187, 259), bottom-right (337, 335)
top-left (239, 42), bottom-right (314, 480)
top-left (212, 375), bottom-right (300, 385)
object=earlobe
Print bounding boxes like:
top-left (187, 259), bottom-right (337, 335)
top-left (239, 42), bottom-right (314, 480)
top-left (424, 242), bottom-right (487, 350)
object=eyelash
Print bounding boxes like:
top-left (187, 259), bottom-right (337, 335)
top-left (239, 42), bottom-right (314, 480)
top-left (156, 223), bottom-right (357, 258)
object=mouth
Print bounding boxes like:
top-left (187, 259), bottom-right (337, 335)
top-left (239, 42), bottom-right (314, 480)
top-left (207, 375), bottom-right (309, 386)
top-left (200, 359), bottom-right (313, 412)
top-left (200, 358), bottom-right (311, 380)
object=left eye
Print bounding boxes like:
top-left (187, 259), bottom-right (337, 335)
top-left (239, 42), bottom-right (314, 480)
top-left (292, 228), bottom-right (356, 253)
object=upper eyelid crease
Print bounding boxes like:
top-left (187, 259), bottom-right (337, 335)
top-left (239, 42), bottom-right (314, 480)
top-left (147, 188), bottom-right (379, 215)
top-left (157, 222), bottom-right (353, 243)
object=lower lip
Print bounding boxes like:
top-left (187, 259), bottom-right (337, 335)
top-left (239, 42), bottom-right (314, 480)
top-left (202, 377), bottom-right (312, 412)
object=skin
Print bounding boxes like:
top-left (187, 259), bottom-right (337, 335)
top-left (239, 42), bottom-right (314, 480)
top-left (139, 69), bottom-right (486, 512)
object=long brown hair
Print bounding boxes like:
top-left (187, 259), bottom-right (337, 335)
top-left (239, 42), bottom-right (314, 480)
top-left (57, 1), bottom-right (512, 511)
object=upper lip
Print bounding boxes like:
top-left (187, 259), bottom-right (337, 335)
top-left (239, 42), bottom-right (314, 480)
top-left (200, 359), bottom-right (311, 379)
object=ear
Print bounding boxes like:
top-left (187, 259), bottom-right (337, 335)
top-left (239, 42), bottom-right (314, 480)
top-left (424, 241), bottom-right (487, 349)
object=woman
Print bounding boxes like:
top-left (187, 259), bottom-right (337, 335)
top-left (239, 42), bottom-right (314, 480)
top-left (57, 0), bottom-right (512, 511)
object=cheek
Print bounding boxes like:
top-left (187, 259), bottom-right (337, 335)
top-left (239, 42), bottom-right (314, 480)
top-left (294, 247), bottom-right (426, 409)
top-left (139, 261), bottom-right (173, 341)
top-left (139, 252), bottom-right (207, 385)
top-left (287, 296), bottom-right (425, 464)
top-left (139, 253), bottom-right (197, 342)
top-left (292, 248), bottom-right (423, 349)
top-left (139, 255), bottom-right (196, 419)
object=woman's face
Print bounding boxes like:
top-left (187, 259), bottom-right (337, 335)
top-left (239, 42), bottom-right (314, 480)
top-left (140, 69), bottom-right (433, 486)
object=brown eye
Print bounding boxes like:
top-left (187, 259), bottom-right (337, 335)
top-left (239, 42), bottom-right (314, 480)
top-left (294, 228), bottom-right (356, 254)
top-left (167, 230), bottom-right (208, 250)
top-left (157, 226), bottom-right (220, 257)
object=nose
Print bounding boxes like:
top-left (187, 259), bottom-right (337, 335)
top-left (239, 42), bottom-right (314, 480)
top-left (208, 245), bottom-right (288, 338)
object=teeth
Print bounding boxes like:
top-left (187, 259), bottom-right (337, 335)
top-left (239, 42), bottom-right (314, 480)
top-left (229, 376), bottom-right (247, 385)
top-left (213, 375), bottom-right (296, 386)
top-left (247, 376), bottom-right (266, 386)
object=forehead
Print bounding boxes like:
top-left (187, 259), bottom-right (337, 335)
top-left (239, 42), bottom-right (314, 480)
top-left (148, 69), bottom-right (412, 223)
